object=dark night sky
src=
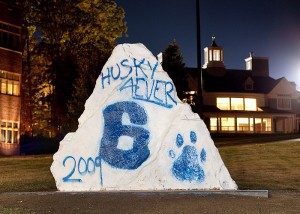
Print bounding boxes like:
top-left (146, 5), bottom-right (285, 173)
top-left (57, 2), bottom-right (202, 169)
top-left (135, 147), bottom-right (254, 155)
top-left (115, 0), bottom-right (300, 89)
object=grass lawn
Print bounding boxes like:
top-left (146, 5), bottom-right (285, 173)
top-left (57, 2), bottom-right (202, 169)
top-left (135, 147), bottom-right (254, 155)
top-left (219, 141), bottom-right (300, 190)
top-left (0, 140), bottom-right (299, 192)
top-left (0, 155), bottom-right (56, 192)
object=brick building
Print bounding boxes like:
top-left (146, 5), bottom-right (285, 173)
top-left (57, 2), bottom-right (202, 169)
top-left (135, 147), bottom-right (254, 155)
top-left (0, 0), bottom-right (22, 155)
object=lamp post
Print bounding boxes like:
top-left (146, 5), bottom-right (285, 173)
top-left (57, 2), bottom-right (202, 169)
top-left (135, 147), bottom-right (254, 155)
top-left (196, 0), bottom-right (203, 118)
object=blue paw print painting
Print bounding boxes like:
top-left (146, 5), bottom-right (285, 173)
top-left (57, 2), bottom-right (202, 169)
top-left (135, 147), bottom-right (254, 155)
top-left (169, 131), bottom-right (206, 182)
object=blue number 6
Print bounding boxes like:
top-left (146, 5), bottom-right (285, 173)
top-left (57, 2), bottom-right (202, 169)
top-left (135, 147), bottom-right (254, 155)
top-left (99, 101), bottom-right (150, 170)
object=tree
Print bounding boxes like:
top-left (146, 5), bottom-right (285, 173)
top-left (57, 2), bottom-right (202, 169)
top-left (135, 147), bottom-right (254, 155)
top-left (162, 40), bottom-right (187, 99)
top-left (18, 0), bottom-right (127, 136)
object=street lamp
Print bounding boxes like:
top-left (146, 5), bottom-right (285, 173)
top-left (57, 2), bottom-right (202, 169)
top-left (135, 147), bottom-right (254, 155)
top-left (196, 0), bottom-right (203, 118)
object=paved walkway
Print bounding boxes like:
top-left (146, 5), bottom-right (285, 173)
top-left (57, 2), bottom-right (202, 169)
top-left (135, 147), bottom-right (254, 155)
top-left (0, 190), bottom-right (299, 213)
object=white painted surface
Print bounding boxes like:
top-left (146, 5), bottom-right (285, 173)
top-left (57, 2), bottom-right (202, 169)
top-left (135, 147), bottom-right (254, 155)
top-left (51, 43), bottom-right (238, 191)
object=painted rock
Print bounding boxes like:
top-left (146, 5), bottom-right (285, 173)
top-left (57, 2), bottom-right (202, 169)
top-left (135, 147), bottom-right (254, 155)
top-left (50, 43), bottom-right (238, 191)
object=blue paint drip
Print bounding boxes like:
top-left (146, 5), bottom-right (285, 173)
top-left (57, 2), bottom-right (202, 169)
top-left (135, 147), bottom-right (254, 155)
top-left (99, 158), bottom-right (103, 186)
top-left (95, 156), bottom-right (103, 186)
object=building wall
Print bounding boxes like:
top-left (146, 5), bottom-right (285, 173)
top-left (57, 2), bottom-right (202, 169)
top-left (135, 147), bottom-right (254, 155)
top-left (0, 1), bottom-right (23, 26)
top-left (0, 94), bottom-right (20, 121)
top-left (0, 49), bottom-right (22, 73)
top-left (0, 1), bottom-right (22, 155)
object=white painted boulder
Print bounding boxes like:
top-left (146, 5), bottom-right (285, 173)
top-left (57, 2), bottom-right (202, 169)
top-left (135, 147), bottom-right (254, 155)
top-left (50, 43), bottom-right (238, 191)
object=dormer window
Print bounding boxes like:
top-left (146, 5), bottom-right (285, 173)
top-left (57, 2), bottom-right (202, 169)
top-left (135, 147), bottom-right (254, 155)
top-left (245, 83), bottom-right (253, 90)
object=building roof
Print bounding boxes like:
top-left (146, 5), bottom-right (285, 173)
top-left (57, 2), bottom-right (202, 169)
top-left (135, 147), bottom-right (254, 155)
top-left (201, 69), bottom-right (279, 93)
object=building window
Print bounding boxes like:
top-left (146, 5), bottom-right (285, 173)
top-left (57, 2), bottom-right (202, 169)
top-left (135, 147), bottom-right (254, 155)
top-left (1, 79), bottom-right (7, 94)
top-left (0, 121), bottom-right (19, 143)
top-left (217, 97), bottom-right (257, 111)
top-left (210, 117), bottom-right (218, 131)
top-left (245, 98), bottom-right (257, 111)
top-left (0, 22), bottom-right (21, 52)
top-left (0, 70), bottom-right (20, 96)
top-left (255, 118), bottom-right (271, 132)
top-left (209, 50), bottom-right (213, 61)
top-left (213, 49), bottom-right (221, 61)
top-left (231, 98), bottom-right (244, 110)
top-left (277, 98), bottom-right (291, 110)
top-left (237, 117), bottom-right (254, 132)
top-left (217, 97), bottom-right (230, 110)
top-left (221, 117), bottom-right (235, 131)
top-left (209, 116), bottom-right (271, 133)
top-left (7, 81), bottom-right (13, 95)
top-left (210, 116), bottom-right (271, 133)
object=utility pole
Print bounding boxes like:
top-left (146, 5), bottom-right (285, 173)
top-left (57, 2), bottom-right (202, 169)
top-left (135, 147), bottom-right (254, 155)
top-left (196, 0), bottom-right (203, 118)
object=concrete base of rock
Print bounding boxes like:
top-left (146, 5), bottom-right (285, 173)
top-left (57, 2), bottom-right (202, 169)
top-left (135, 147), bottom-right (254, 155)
top-left (1, 190), bottom-right (269, 198)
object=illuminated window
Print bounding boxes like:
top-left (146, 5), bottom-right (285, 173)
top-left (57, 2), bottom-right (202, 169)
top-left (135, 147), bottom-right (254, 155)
top-left (1, 129), bottom-right (6, 142)
top-left (237, 117), bottom-right (248, 131)
top-left (217, 98), bottom-right (230, 110)
top-left (0, 70), bottom-right (20, 96)
top-left (1, 79), bottom-right (6, 93)
top-left (255, 118), bottom-right (262, 132)
top-left (13, 82), bottom-right (19, 95)
top-left (231, 98), bottom-right (244, 110)
top-left (7, 81), bottom-right (13, 95)
top-left (217, 97), bottom-right (257, 111)
top-left (221, 117), bottom-right (235, 131)
top-left (210, 117), bottom-right (218, 131)
top-left (249, 118), bottom-right (254, 131)
top-left (220, 50), bottom-right (223, 61)
top-left (0, 121), bottom-right (19, 143)
top-left (13, 131), bottom-right (18, 143)
top-left (277, 98), bottom-right (291, 110)
top-left (245, 98), bottom-right (257, 111)
top-left (213, 49), bottom-right (220, 61)
top-left (209, 50), bottom-right (213, 61)
top-left (7, 130), bottom-right (12, 143)
top-left (255, 118), bottom-right (271, 132)
top-left (263, 118), bottom-right (272, 132)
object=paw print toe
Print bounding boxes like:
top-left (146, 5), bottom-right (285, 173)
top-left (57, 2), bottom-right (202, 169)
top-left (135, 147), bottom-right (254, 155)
top-left (169, 150), bottom-right (175, 158)
top-left (176, 134), bottom-right (184, 147)
top-left (190, 131), bottom-right (197, 144)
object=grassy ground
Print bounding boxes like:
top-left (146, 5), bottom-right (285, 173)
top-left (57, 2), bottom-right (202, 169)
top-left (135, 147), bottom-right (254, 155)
top-left (0, 156), bottom-right (56, 192)
top-left (0, 140), bottom-right (300, 192)
top-left (219, 141), bottom-right (300, 190)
